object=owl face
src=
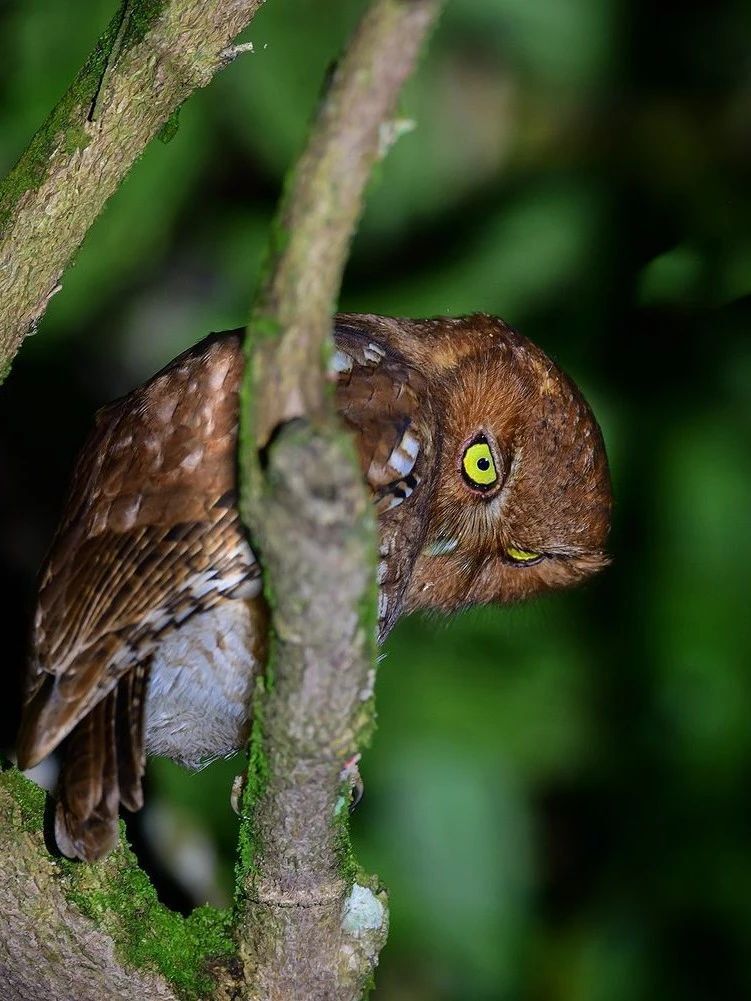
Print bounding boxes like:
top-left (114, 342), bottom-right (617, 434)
top-left (352, 313), bottom-right (612, 614)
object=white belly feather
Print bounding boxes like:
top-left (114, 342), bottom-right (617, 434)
top-left (144, 600), bottom-right (258, 768)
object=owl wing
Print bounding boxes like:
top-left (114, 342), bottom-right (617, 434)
top-left (16, 333), bottom-right (256, 773)
top-left (17, 319), bottom-right (436, 774)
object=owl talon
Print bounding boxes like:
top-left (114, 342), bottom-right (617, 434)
top-left (340, 753), bottom-right (364, 812)
top-left (231, 771), bottom-right (247, 816)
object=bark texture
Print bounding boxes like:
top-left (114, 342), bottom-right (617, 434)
top-left (0, 772), bottom-right (181, 1000)
top-left (0, 0), bottom-right (264, 368)
top-left (238, 1), bottom-right (444, 997)
top-left (237, 426), bottom-right (386, 1000)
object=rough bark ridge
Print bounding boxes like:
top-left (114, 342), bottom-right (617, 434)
top-left (0, 0), bottom-right (264, 368)
top-left (0, 848), bottom-right (173, 1001)
top-left (0, 0), bottom-right (443, 997)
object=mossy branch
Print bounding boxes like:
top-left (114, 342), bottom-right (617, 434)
top-left (237, 0), bottom-right (443, 998)
top-left (0, 0), bottom-right (265, 371)
top-left (0, 767), bottom-right (230, 1000)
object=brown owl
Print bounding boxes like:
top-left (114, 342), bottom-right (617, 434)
top-left (15, 313), bottom-right (612, 861)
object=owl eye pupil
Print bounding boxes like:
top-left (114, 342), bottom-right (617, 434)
top-left (461, 437), bottom-right (499, 491)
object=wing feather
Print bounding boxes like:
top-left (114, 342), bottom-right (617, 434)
top-left (17, 333), bottom-right (255, 768)
top-left (18, 318), bottom-right (438, 770)
top-left (55, 689), bottom-right (121, 860)
top-left (115, 662), bottom-right (148, 813)
top-left (333, 318), bottom-right (438, 635)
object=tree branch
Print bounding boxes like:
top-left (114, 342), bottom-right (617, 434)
top-left (237, 1), bottom-right (443, 998)
top-left (0, 0), bottom-right (264, 372)
top-left (0, 767), bottom-right (225, 1001)
top-left (247, 0), bottom-right (441, 448)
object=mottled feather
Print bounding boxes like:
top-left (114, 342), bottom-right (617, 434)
top-left (16, 313), bottom-right (611, 861)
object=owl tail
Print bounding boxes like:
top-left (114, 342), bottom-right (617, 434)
top-left (55, 665), bottom-right (148, 862)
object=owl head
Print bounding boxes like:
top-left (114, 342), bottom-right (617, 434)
top-left (338, 313), bottom-right (612, 615)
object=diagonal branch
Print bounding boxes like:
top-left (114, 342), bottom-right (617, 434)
top-left (0, 0), bottom-right (265, 372)
top-left (0, 768), bottom-right (196, 1001)
top-left (237, 1), bottom-right (444, 998)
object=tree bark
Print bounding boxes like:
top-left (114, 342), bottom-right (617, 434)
top-left (0, 0), bottom-right (264, 371)
top-left (0, 770), bottom-right (181, 1000)
top-left (237, 2), bottom-right (443, 997)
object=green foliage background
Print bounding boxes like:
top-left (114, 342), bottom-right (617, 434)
top-left (2, 1), bottom-right (750, 998)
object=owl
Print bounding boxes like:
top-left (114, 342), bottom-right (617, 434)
top-left (15, 313), bottom-right (612, 861)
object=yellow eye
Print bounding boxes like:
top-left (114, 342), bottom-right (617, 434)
top-left (506, 546), bottom-right (541, 564)
top-left (462, 439), bottom-right (498, 490)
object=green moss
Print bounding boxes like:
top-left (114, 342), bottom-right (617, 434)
top-left (355, 693), bottom-right (378, 752)
top-left (266, 214), bottom-right (292, 268)
top-left (0, 768), bottom-right (46, 834)
top-left (121, 0), bottom-right (167, 50)
top-left (334, 781), bottom-right (386, 899)
top-left (0, 768), bottom-right (232, 997)
top-left (357, 563), bottom-right (379, 666)
top-left (249, 312), bottom-right (283, 342)
top-left (63, 833), bottom-right (233, 999)
top-left (235, 324), bottom-right (277, 899)
top-left (234, 675), bottom-right (271, 897)
top-left (238, 326), bottom-right (267, 520)
top-left (359, 969), bottom-right (377, 1000)
top-left (333, 785), bottom-right (359, 888)
top-left (0, 0), bottom-right (167, 231)
top-left (63, 124), bottom-right (91, 156)
top-left (354, 441), bottom-right (380, 752)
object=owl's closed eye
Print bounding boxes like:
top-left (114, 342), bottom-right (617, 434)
top-left (15, 312), bottom-right (612, 860)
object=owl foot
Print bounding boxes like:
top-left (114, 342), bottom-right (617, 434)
top-left (340, 753), bottom-right (364, 812)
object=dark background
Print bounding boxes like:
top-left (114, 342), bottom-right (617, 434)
top-left (2, 1), bottom-right (751, 998)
